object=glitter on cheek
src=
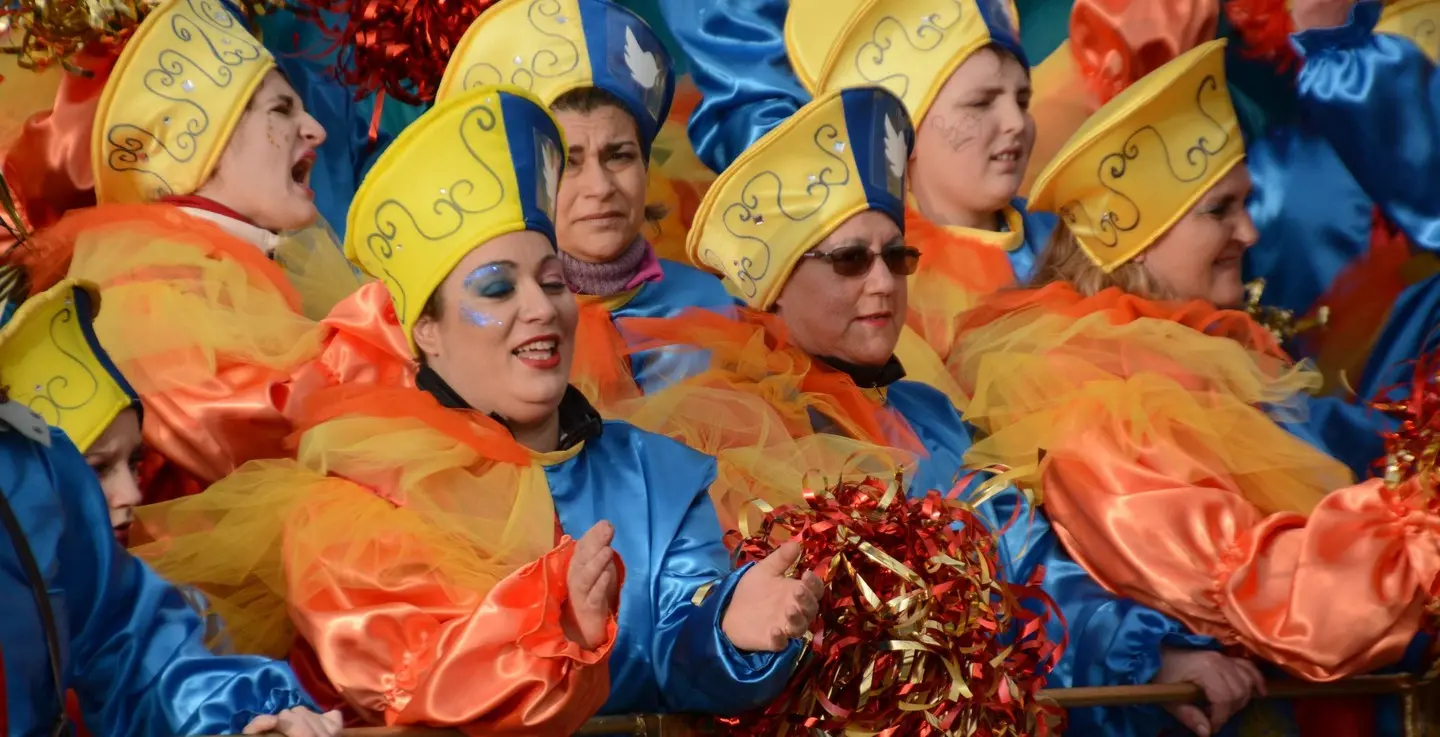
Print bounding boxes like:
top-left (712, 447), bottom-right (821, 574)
top-left (462, 305), bottom-right (503, 329)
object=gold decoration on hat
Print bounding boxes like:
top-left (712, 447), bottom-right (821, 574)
top-left (0, 279), bottom-right (138, 451)
top-left (92, 0), bottom-right (275, 205)
top-left (785, 0), bottom-right (1021, 122)
top-left (1028, 39), bottom-right (1243, 272)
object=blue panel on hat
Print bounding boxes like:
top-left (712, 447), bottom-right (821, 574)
top-left (839, 87), bottom-right (913, 232)
top-left (578, 0), bottom-right (675, 157)
top-left (976, 0), bottom-right (1030, 68)
top-left (499, 91), bottom-right (565, 249)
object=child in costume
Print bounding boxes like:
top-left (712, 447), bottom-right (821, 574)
top-left (435, 0), bottom-right (737, 409)
top-left (612, 84), bottom-right (1266, 737)
top-left (135, 85), bottom-right (816, 732)
top-left (0, 280), bottom-right (340, 737)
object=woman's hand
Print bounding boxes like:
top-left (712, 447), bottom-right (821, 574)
top-left (1155, 648), bottom-right (1267, 736)
top-left (242, 708), bottom-right (342, 737)
top-left (721, 542), bottom-right (824, 652)
top-left (1291, 0), bottom-right (1357, 31)
top-left (562, 521), bottom-right (619, 650)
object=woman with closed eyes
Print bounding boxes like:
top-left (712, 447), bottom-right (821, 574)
top-left (134, 85), bottom-right (817, 733)
top-left (949, 40), bottom-right (1440, 734)
top-left (433, 0), bottom-right (739, 411)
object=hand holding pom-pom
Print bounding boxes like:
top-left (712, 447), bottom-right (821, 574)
top-left (720, 474), bottom-right (1063, 736)
top-left (723, 542), bottom-right (825, 652)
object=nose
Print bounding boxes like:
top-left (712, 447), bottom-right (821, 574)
top-left (574, 155), bottom-right (618, 200)
top-left (519, 280), bottom-right (565, 325)
top-left (299, 111), bottom-right (327, 146)
top-left (999, 97), bottom-right (1027, 136)
top-left (861, 250), bottom-right (898, 297)
top-left (1233, 209), bottom-right (1260, 249)
top-left (104, 466), bottom-right (143, 529)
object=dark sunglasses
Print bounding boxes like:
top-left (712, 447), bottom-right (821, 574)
top-left (800, 244), bottom-right (921, 278)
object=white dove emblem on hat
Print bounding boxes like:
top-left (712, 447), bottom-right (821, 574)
top-left (541, 139), bottom-right (560, 219)
top-left (624, 26), bottom-right (661, 90)
top-left (884, 115), bottom-right (907, 181)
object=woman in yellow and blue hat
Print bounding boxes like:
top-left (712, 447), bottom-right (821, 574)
top-left (435, 0), bottom-right (738, 410)
top-left (780, 0), bottom-right (1062, 407)
top-left (609, 82), bottom-right (1271, 736)
top-left (949, 39), bottom-right (1440, 733)
top-left (135, 84), bottom-right (817, 731)
top-left (0, 279), bottom-right (343, 737)
top-left (7, 0), bottom-right (385, 506)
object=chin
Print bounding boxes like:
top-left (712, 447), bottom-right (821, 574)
top-left (255, 205), bottom-right (319, 233)
top-left (563, 233), bottom-right (633, 265)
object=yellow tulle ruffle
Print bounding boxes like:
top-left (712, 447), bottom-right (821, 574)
top-left (610, 309), bottom-right (922, 532)
top-left (132, 386), bottom-right (556, 657)
top-left (950, 284), bottom-right (1354, 516)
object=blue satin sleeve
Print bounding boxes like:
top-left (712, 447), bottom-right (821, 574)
top-left (51, 431), bottom-right (316, 736)
top-left (656, 0), bottom-right (808, 172)
top-left (650, 459), bottom-right (801, 713)
top-left (1010, 200), bottom-right (1055, 284)
top-left (1295, 0), bottom-right (1440, 250)
top-left (1244, 125), bottom-right (1376, 317)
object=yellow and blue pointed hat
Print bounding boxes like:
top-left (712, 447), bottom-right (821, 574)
top-left (92, 0), bottom-right (275, 205)
top-left (1028, 39), bottom-right (1243, 273)
top-left (436, 0), bottom-right (674, 160)
top-left (688, 87), bottom-right (914, 309)
top-left (1378, 0), bottom-right (1439, 61)
top-left (785, 0), bottom-right (1024, 124)
top-left (345, 85), bottom-right (565, 350)
top-left (0, 280), bottom-right (140, 452)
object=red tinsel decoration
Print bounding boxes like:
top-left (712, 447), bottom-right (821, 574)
top-left (720, 474), bottom-right (1064, 736)
top-left (301, 0), bottom-right (498, 105)
top-left (1375, 347), bottom-right (1440, 491)
top-left (1222, 0), bottom-right (1299, 72)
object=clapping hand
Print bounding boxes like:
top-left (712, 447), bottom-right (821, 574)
top-left (242, 708), bottom-right (342, 737)
top-left (561, 521), bottom-right (620, 650)
top-left (721, 542), bottom-right (824, 652)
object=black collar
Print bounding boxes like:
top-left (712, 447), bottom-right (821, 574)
top-left (815, 354), bottom-right (906, 389)
top-left (415, 365), bottom-right (603, 451)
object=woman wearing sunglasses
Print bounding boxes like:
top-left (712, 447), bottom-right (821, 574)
top-left (948, 40), bottom-right (1440, 733)
top-left (615, 85), bottom-right (1266, 737)
top-left (136, 85), bottom-right (814, 733)
top-left (432, 0), bottom-right (737, 411)
top-left (779, 0), bottom-right (1056, 406)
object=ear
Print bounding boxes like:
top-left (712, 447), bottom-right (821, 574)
top-left (1131, 250), bottom-right (1148, 264)
top-left (412, 314), bottom-right (442, 359)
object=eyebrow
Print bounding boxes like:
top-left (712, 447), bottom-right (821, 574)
top-left (568, 140), bottom-right (639, 156)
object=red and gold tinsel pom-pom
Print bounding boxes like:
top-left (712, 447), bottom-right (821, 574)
top-left (298, 0), bottom-right (497, 105)
top-left (1375, 348), bottom-right (1440, 492)
top-left (0, 0), bottom-right (284, 73)
top-left (720, 474), bottom-right (1064, 736)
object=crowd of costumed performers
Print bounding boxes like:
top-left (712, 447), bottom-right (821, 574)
top-left (0, 0), bottom-right (1438, 734)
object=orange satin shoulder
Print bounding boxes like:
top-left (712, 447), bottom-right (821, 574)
top-left (1068, 0), bottom-right (1219, 104)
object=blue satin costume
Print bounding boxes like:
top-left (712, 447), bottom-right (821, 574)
top-left (617, 259), bottom-right (740, 394)
top-left (543, 412), bottom-right (801, 713)
top-left (0, 421), bottom-right (316, 736)
top-left (1242, 1), bottom-right (1439, 477)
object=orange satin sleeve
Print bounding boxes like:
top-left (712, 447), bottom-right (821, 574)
top-left (1042, 421), bottom-right (1440, 681)
top-left (288, 533), bottom-right (618, 733)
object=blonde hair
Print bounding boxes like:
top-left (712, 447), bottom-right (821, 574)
top-left (1028, 220), bottom-right (1175, 299)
